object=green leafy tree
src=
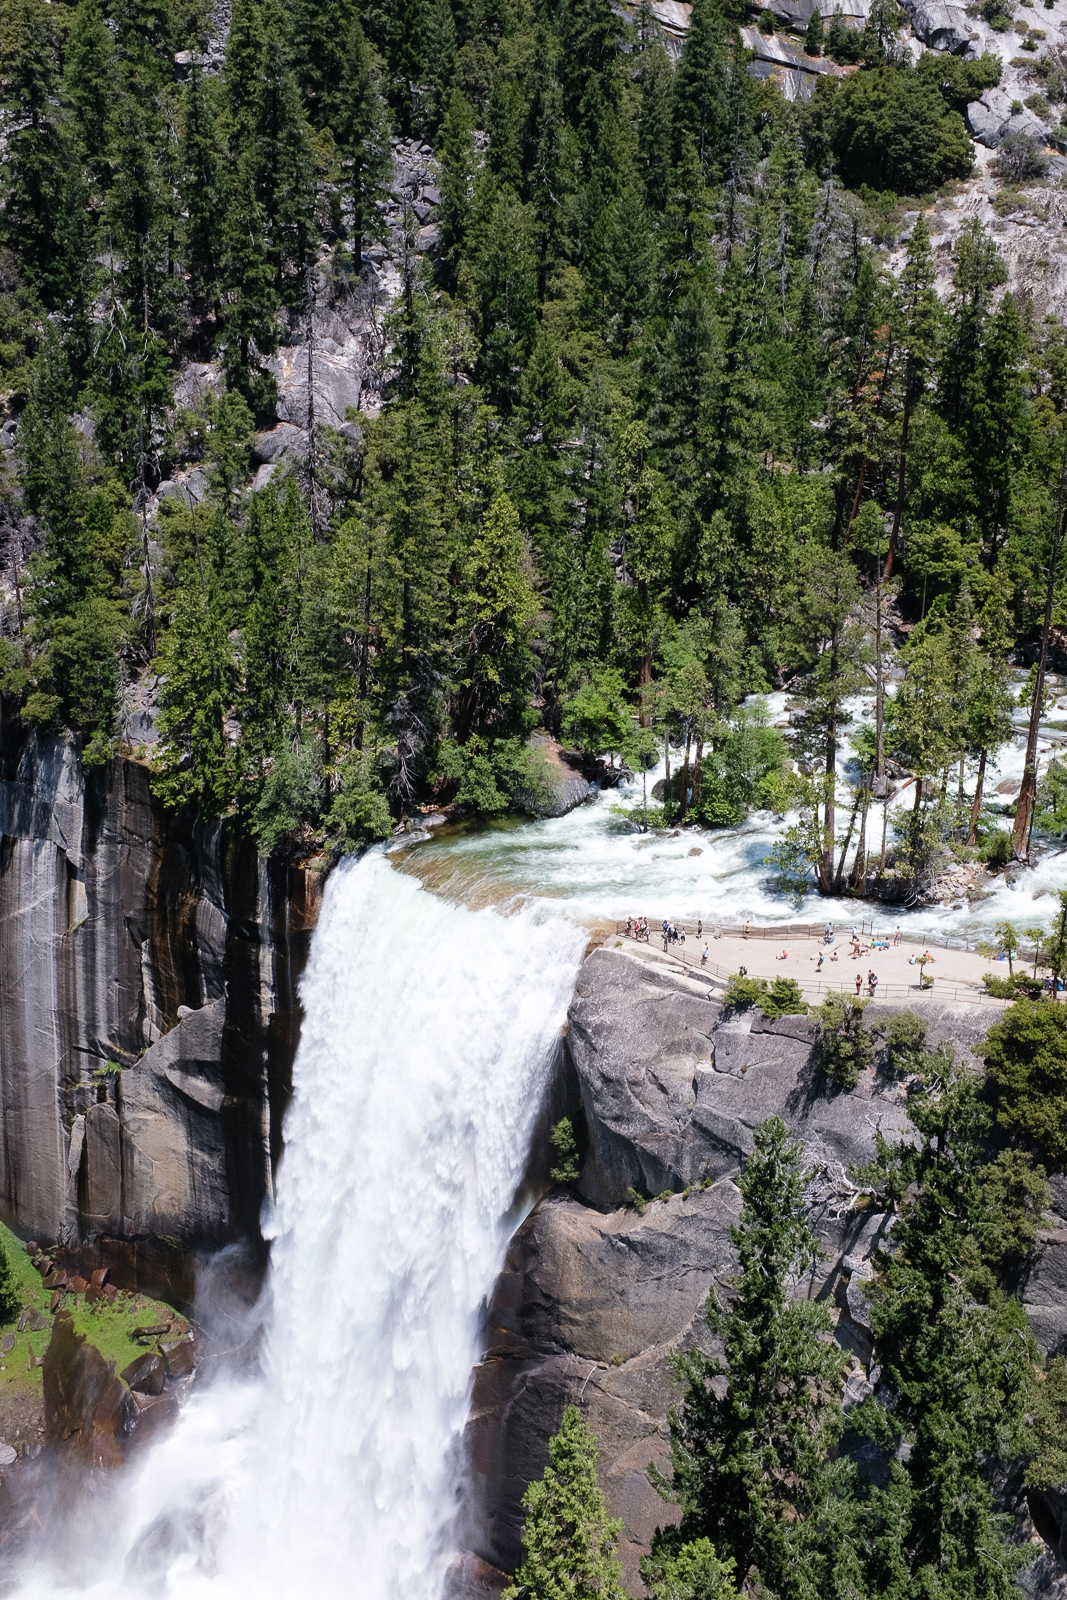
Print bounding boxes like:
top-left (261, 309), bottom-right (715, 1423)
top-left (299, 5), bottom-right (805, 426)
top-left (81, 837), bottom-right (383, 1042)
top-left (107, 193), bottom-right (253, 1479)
top-left (503, 1405), bottom-right (628, 1600)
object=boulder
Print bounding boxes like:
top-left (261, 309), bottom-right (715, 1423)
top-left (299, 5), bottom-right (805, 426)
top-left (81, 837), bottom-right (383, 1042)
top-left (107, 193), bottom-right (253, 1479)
top-left (909, 1), bottom-right (971, 51)
top-left (120, 1352), bottom-right (166, 1396)
top-left (159, 1337), bottom-right (196, 1380)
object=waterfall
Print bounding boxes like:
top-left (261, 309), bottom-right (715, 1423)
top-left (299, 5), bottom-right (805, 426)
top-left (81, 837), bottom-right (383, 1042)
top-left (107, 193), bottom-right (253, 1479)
top-left (15, 854), bottom-right (585, 1600)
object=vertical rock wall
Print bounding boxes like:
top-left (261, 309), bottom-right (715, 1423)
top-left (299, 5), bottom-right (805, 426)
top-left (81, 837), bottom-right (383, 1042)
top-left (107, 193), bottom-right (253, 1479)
top-left (0, 722), bottom-right (318, 1289)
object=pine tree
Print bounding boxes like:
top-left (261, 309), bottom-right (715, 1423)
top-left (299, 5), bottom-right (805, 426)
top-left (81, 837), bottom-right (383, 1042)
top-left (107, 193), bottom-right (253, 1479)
top-left (334, 20), bottom-right (392, 268)
top-left (424, 0), bottom-right (458, 133)
top-left (454, 492), bottom-right (537, 742)
top-left (437, 87), bottom-right (477, 292)
top-left (218, 154), bottom-right (281, 403)
top-left (101, 95), bottom-right (175, 333)
top-left (855, 1060), bottom-right (1048, 1600)
top-left (636, 39), bottom-right (673, 212)
top-left (61, 0), bottom-right (118, 186)
top-left (659, 1117), bottom-right (857, 1600)
top-left (153, 578), bottom-right (238, 812)
top-left (114, 0), bottom-right (176, 92)
top-left (249, 5), bottom-right (317, 304)
top-left (671, 0), bottom-right (731, 179)
top-left (224, 0), bottom-right (268, 134)
top-left (884, 212), bottom-right (941, 577)
top-left (804, 7), bottom-right (825, 53)
top-left (179, 67), bottom-right (227, 320)
top-left (502, 1406), bottom-right (628, 1600)
top-left (287, 0), bottom-right (358, 127)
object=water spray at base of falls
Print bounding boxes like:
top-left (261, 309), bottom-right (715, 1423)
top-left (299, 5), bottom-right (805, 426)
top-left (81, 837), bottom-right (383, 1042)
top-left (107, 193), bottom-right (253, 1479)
top-left (12, 855), bottom-right (585, 1600)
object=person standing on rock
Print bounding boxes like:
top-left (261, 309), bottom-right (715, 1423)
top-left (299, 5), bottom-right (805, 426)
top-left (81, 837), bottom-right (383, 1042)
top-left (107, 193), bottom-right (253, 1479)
top-left (855, 972), bottom-right (863, 996)
top-left (816, 951), bottom-right (824, 972)
top-left (894, 926), bottom-right (901, 946)
top-left (701, 943), bottom-right (709, 967)
top-left (868, 970), bottom-right (878, 997)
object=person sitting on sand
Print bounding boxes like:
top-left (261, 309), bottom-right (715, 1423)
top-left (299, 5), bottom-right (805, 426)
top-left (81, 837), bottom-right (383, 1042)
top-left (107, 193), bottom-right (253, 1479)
top-left (777, 948), bottom-right (788, 960)
top-left (830, 948), bottom-right (839, 962)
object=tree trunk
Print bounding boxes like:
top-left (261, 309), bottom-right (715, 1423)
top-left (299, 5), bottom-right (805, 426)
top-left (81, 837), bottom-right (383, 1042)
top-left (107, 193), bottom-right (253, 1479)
top-left (834, 783), bottom-right (863, 893)
top-left (821, 645), bottom-right (838, 893)
top-left (851, 783), bottom-right (872, 893)
top-left (875, 570), bottom-right (885, 789)
top-left (1015, 436), bottom-right (1067, 859)
top-left (693, 738), bottom-right (704, 809)
top-left (664, 730), bottom-right (671, 816)
top-left (884, 396), bottom-right (912, 581)
top-left (679, 730), bottom-right (692, 822)
top-left (966, 748), bottom-right (987, 847)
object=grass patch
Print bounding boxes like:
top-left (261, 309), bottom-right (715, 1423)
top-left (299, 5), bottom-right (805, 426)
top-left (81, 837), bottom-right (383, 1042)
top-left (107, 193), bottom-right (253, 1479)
top-left (0, 1222), bottom-right (183, 1449)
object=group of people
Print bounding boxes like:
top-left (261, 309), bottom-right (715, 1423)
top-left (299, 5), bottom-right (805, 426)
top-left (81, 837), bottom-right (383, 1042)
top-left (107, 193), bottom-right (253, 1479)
top-left (625, 917), bottom-right (650, 942)
top-left (661, 920), bottom-right (687, 950)
top-left (854, 970), bottom-right (879, 997)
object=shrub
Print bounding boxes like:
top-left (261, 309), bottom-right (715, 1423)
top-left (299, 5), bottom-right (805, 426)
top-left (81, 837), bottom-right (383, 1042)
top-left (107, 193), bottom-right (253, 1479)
top-left (763, 978), bottom-right (809, 1018)
top-left (759, 7), bottom-right (777, 29)
top-left (883, 1009), bottom-right (928, 1073)
top-left (549, 1117), bottom-right (580, 1185)
top-left (983, 972), bottom-right (1046, 1000)
top-left (721, 974), bottom-right (808, 1017)
top-left (0, 1236), bottom-right (19, 1325)
top-left (1025, 91), bottom-right (1052, 116)
top-left (723, 974), bottom-right (771, 1009)
top-left (993, 131), bottom-right (1049, 177)
top-left (816, 993), bottom-right (874, 1090)
top-left (978, 828), bottom-right (1013, 867)
top-left (982, 999), bottom-right (1067, 1165)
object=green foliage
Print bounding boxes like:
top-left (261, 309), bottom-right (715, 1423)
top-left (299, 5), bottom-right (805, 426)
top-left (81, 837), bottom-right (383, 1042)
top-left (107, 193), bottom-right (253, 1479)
top-left (820, 64), bottom-right (976, 192)
top-left (0, 1233), bottom-right (19, 1325)
top-left (503, 1405), bottom-right (627, 1600)
top-left (549, 1117), bottom-right (580, 1185)
top-left (851, 1058), bottom-right (1049, 1600)
top-left (656, 1118), bottom-right (853, 1600)
top-left (643, 1539), bottom-right (739, 1600)
top-left (723, 974), bottom-right (810, 1018)
top-left (881, 1009), bottom-right (928, 1074)
top-left (982, 999), bottom-right (1067, 1165)
top-left (326, 752), bottom-right (392, 853)
top-left (815, 992), bottom-right (873, 1090)
top-left (722, 974), bottom-right (771, 1009)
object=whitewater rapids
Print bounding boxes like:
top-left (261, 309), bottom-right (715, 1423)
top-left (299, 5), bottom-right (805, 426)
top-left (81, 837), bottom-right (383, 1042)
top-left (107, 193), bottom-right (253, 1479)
top-left (13, 854), bottom-right (584, 1600)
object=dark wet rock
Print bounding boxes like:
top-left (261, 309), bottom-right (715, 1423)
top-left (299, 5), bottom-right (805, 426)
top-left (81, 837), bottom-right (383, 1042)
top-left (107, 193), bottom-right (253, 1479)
top-left (159, 1337), bottom-right (196, 1380)
top-left (121, 1352), bottom-right (166, 1396)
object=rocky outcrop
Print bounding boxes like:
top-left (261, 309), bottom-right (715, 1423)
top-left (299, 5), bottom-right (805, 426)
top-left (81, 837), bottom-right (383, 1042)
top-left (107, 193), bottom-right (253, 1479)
top-left (468, 945), bottom-right (1067, 1596)
top-left (0, 724), bottom-right (319, 1295)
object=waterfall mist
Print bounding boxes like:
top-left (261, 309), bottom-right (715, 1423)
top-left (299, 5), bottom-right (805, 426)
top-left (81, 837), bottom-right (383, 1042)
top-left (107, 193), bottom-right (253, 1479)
top-left (12, 854), bottom-right (584, 1600)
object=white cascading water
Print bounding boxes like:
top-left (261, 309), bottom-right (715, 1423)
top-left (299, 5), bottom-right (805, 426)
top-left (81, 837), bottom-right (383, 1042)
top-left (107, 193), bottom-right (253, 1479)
top-left (14, 852), bottom-right (585, 1600)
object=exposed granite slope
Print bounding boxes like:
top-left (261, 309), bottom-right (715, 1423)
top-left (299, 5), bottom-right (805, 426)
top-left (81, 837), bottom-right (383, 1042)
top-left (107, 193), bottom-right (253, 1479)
top-left (0, 723), bottom-right (317, 1292)
top-left (468, 945), bottom-right (1067, 1597)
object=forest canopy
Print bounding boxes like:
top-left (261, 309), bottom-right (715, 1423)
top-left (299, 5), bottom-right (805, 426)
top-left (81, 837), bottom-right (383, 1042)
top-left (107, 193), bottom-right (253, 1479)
top-left (0, 0), bottom-right (1061, 889)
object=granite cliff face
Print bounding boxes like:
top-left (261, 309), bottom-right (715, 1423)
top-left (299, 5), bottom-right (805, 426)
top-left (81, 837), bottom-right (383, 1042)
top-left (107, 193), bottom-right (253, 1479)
top-left (467, 943), bottom-right (1067, 1597)
top-left (0, 722), bottom-right (319, 1298)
